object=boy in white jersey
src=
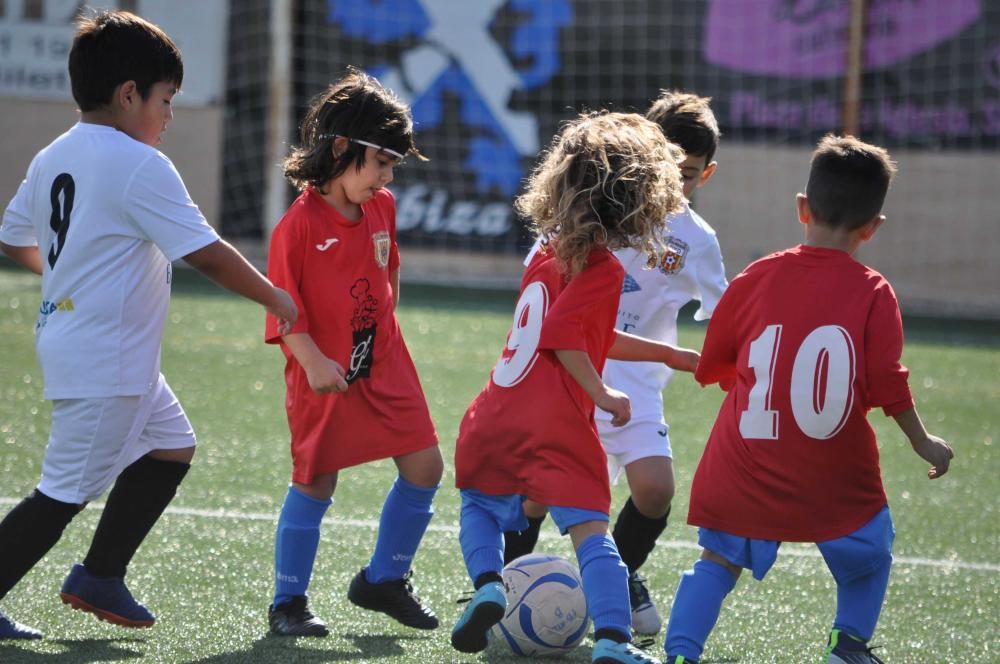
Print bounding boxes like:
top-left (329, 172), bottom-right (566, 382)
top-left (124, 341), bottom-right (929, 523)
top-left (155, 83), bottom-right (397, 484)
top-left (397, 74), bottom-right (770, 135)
top-left (504, 91), bottom-right (727, 635)
top-left (0, 10), bottom-right (296, 640)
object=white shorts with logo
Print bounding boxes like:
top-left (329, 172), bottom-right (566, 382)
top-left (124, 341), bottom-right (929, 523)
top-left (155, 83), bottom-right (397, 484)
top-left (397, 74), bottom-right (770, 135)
top-left (39, 374), bottom-right (195, 504)
top-left (599, 417), bottom-right (672, 485)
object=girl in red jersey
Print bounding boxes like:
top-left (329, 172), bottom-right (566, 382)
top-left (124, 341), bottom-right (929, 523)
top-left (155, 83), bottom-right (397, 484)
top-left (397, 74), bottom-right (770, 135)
top-left (263, 69), bottom-right (441, 636)
top-left (450, 112), bottom-right (699, 664)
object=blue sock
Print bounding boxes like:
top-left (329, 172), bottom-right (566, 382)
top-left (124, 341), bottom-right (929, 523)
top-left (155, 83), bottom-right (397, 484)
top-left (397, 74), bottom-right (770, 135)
top-left (273, 486), bottom-right (330, 607)
top-left (576, 534), bottom-right (631, 641)
top-left (365, 476), bottom-right (438, 583)
top-left (458, 499), bottom-right (504, 583)
top-left (832, 560), bottom-right (891, 641)
top-left (664, 559), bottom-right (738, 661)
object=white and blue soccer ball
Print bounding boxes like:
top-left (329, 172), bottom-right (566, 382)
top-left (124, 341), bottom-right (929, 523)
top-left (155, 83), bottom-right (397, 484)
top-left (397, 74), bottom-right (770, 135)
top-left (491, 553), bottom-right (591, 657)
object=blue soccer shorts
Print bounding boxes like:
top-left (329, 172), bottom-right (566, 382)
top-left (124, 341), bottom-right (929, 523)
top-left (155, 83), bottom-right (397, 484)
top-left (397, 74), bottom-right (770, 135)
top-left (698, 506), bottom-right (895, 582)
top-left (460, 489), bottom-right (608, 536)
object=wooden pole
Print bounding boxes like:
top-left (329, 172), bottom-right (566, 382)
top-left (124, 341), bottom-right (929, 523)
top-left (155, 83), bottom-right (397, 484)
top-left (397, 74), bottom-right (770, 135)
top-left (842, 0), bottom-right (866, 137)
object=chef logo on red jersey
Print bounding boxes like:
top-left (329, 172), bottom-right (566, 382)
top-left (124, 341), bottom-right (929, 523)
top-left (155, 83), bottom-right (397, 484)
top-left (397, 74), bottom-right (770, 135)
top-left (347, 278), bottom-right (378, 382)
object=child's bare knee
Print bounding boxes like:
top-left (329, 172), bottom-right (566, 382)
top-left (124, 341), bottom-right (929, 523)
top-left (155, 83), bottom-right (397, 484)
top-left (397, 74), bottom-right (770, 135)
top-left (148, 446), bottom-right (195, 464)
top-left (632, 484), bottom-right (673, 517)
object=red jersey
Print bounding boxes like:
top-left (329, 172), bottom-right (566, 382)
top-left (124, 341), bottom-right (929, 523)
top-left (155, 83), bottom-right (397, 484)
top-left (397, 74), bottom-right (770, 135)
top-left (690, 245), bottom-right (913, 542)
top-left (265, 187), bottom-right (437, 482)
top-left (455, 246), bottom-right (623, 513)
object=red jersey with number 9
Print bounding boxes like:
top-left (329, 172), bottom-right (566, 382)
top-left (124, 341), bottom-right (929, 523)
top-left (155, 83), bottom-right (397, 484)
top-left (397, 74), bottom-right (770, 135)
top-left (690, 245), bottom-right (914, 542)
top-left (455, 245), bottom-right (623, 513)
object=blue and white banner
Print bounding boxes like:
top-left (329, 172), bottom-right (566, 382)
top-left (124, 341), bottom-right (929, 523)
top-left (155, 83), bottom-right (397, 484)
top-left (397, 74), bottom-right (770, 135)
top-left (236, 0), bottom-right (1000, 247)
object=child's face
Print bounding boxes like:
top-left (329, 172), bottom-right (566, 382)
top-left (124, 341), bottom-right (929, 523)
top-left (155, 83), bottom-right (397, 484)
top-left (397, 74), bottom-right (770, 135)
top-left (120, 81), bottom-right (176, 146)
top-left (339, 146), bottom-right (400, 204)
top-left (678, 152), bottom-right (717, 200)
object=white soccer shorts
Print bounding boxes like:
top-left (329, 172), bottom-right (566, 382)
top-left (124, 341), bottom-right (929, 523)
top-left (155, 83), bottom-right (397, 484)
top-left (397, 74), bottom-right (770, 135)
top-left (39, 374), bottom-right (195, 504)
top-left (601, 418), bottom-right (672, 485)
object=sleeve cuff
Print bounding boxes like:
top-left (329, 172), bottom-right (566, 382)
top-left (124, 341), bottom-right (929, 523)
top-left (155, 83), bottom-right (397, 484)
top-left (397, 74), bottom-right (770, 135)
top-left (881, 395), bottom-right (915, 417)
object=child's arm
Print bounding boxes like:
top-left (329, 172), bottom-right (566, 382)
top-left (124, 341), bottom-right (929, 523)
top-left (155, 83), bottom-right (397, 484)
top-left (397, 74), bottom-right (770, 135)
top-left (282, 333), bottom-right (349, 394)
top-left (0, 242), bottom-right (43, 275)
top-left (607, 330), bottom-right (700, 373)
top-left (892, 406), bottom-right (954, 479)
top-left (182, 239), bottom-right (297, 334)
top-left (553, 349), bottom-right (630, 426)
top-left (390, 268), bottom-right (400, 308)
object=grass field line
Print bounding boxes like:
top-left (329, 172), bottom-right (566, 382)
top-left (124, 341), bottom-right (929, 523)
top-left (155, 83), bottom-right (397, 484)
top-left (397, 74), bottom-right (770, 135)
top-left (3, 496), bottom-right (996, 574)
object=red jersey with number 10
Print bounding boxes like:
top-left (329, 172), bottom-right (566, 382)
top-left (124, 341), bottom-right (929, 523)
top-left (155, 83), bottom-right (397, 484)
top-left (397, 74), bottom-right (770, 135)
top-left (455, 246), bottom-right (623, 513)
top-left (690, 245), bottom-right (913, 542)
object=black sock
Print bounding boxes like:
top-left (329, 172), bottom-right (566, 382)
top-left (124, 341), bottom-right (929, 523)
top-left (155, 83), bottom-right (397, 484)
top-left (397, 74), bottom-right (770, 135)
top-left (83, 455), bottom-right (189, 578)
top-left (473, 572), bottom-right (503, 590)
top-left (594, 627), bottom-right (630, 643)
top-left (612, 497), bottom-right (670, 574)
top-left (502, 514), bottom-right (546, 565)
top-left (0, 490), bottom-right (80, 599)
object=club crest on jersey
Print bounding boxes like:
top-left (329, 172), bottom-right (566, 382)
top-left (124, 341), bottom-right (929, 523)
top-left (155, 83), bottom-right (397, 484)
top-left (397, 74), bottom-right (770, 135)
top-left (373, 231), bottom-right (391, 269)
top-left (657, 237), bottom-right (689, 275)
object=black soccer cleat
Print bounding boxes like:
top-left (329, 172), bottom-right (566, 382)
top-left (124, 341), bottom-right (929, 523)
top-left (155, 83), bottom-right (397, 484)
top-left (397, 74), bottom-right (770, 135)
top-left (268, 595), bottom-right (329, 637)
top-left (826, 629), bottom-right (886, 664)
top-left (347, 567), bottom-right (438, 630)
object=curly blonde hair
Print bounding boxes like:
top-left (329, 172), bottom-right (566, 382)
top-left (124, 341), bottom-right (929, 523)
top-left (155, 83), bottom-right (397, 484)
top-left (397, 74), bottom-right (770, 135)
top-left (517, 111), bottom-right (684, 277)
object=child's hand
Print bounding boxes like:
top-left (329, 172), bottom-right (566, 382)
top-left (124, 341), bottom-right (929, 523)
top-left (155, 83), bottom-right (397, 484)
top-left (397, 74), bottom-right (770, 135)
top-left (269, 288), bottom-right (298, 336)
top-left (304, 357), bottom-right (349, 394)
top-left (911, 433), bottom-right (954, 479)
top-left (595, 386), bottom-right (631, 427)
top-left (665, 346), bottom-right (700, 373)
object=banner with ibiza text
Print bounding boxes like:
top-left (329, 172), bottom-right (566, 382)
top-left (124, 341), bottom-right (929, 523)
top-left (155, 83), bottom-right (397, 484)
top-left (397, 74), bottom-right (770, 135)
top-left (291, 0), bottom-right (999, 251)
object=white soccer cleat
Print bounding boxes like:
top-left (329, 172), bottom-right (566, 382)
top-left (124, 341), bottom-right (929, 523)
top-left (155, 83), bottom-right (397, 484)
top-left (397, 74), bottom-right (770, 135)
top-left (628, 572), bottom-right (662, 635)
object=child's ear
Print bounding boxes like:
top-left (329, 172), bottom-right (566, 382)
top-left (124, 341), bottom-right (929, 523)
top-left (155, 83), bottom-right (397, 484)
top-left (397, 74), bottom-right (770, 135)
top-left (331, 136), bottom-right (350, 159)
top-left (796, 193), bottom-right (811, 225)
top-left (116, 81), bottom-right (138, 109)
top-left (699, 161), bottom-right (718, 187)
top-left (859, 214), bottom-right (886, 241)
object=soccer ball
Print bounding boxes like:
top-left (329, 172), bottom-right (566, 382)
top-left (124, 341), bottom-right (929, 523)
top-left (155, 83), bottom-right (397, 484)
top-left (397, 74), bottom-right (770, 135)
top-left (490, 553), bottom-right (591, 657)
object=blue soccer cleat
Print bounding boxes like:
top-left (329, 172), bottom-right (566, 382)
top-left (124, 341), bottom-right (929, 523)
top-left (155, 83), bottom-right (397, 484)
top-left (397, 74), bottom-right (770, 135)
top-left (0, 609), bottom-right (42, 640)
top-left (59, 563), bottom-right (155, 628)
top-left (593, 638), bottom-right (663, 664)
top-left (450, 581), bottom-right (506, 654)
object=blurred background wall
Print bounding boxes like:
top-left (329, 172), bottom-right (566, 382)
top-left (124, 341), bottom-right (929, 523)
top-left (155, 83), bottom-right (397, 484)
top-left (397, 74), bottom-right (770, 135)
top-left (2, 0), bottom-right (998, 319)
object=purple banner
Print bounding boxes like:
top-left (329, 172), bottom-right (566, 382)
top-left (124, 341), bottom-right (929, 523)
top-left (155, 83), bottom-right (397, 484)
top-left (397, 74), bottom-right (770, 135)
top-left (706, 0), bottom-right (980, 77)
top-left (726, 91), bottom-right (998, 138)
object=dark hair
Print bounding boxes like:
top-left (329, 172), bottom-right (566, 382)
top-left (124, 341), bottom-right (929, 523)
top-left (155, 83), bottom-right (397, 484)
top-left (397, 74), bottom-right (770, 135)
top-left (283, 68), bottom-right (425, 191)
top-left (645, 90), bottom-right (720, 163)
top-left (69, 10), bottom-right (183, 112)
top-left (806, 134), bottom-right (897, 230)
